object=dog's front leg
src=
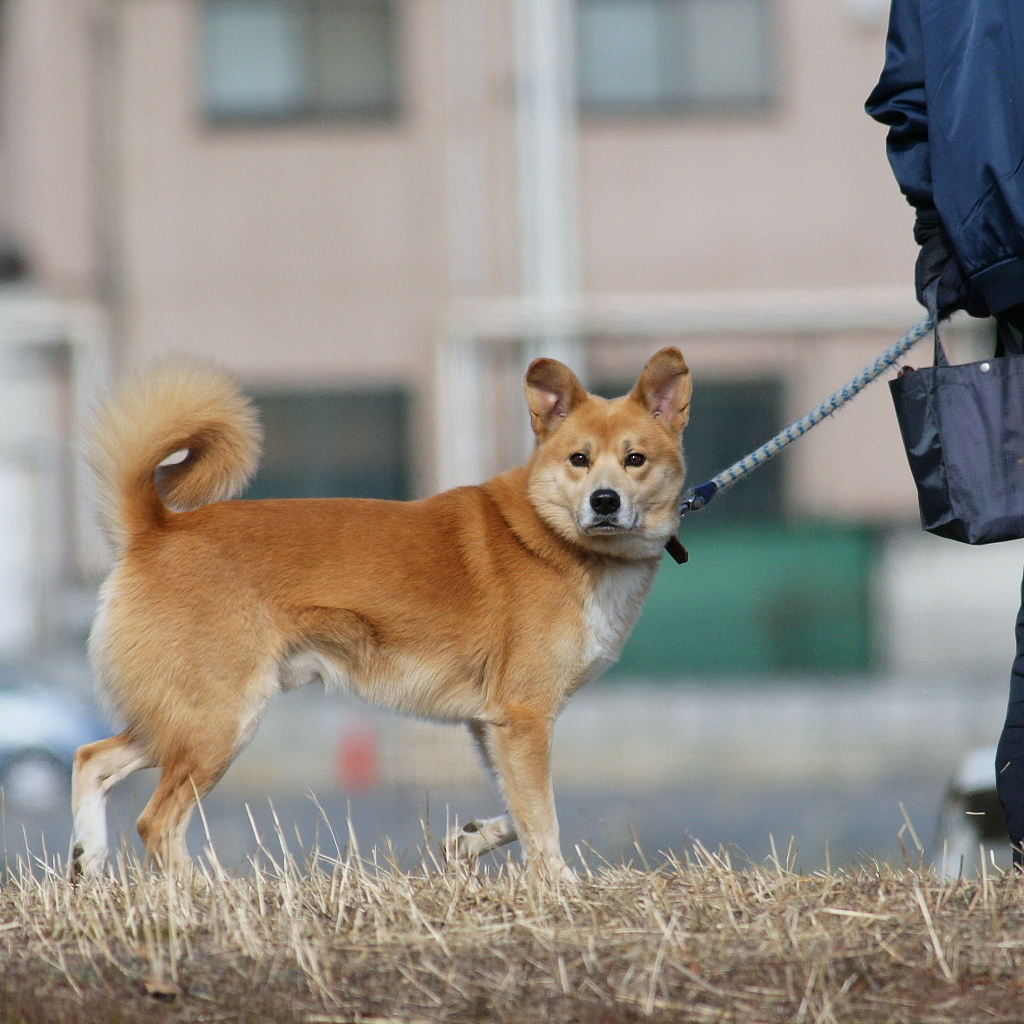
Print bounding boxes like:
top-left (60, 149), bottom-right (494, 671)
top-left (444, 812), bottom-right (518, 862)
top-left (482, 706), bottom-right (573, 883)
top-left (444, 719), bottom-right (518, 862)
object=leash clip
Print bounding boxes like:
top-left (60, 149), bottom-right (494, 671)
top-left (679, 480), bottom-right (718, 517)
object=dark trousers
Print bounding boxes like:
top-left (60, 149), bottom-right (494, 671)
top-left (994, 307), bottom-right (1024, 864)
top-left (998, 572), bottom-right (1024, 866)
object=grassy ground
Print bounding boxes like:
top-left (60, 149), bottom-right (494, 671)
top-left (1, 828), bottom-right (1023, 1024)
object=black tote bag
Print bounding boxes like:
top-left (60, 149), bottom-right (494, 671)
top-left (889, 327), bottom-right (1024, 544)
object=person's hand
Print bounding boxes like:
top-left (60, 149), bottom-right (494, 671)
top-left (913, 208), bottom-right (989, 319)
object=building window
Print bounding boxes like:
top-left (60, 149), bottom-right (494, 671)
top-left (681, 376), bottom-right (784, 520)
top-left (244, 389), bottom-right (411, 500)
top-left (200, 0), bottom-right (400, 122)
top-left (578, 0), bottom-right (774, 114)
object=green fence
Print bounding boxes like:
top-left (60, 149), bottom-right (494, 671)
top-left (610, 523), bottom-right (878, 679)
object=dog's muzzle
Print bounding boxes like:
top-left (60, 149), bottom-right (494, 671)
top-left (583, 488), bottom-right (629, 531)
top-left (589, 488), bottom-right (620, 517)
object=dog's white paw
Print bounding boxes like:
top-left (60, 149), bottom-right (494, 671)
top-left (442, 814), bottom-right (518, 863)
top-left (69, 842), bottom-right (105, 883)
top-left (550, 860), bottom-right (579, 885)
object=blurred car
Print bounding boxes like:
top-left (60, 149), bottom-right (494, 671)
top-left (0, 665), bottom-right (107, 813)
top-left (934, 746), bottom-right (1011, 877)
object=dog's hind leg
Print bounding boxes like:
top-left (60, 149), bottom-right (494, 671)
top-left (71, 732), bottom-right (154, 879)
top-left (132, 660), bottom-right (279, 872)
top-left (135, 748), bottom-right (234, 873)
top-left (443, 720), bottom-right (519, 862)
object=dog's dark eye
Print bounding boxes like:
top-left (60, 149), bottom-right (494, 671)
top-left (625, 452), bottom-right (647, 468)
top-left (569, 452), bottom-right (590, 468)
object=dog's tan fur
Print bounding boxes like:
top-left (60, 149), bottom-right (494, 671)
top-left (71, 349), bottom-right (691, 880)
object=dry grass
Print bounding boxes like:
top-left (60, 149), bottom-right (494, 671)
top-left (1, 819), bottom-right (1023, 1024)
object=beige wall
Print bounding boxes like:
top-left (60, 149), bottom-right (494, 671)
top-left (579, 0), bottom-right (917, 293)
top-left (0, 0), bottom-right (97, 297)
top-left (0, 0), bottom-right (933, 516)
top-left (116, 0), bottom-right (449, 386)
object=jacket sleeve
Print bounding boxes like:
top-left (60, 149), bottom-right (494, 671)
top-left (864, 0), bottom-right (933, 211)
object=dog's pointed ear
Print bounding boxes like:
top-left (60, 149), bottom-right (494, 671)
top-left (525, 358), bottom-right (588, 440)
top-left (631, 347), bottom-right (692, 434)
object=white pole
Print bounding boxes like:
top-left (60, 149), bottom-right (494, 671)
top-left (515, 0), bottom-right (584, 374)
top-left (435, 0), bottom-right (491, 492)
top-left (437, 0), bottom-right (585, 489)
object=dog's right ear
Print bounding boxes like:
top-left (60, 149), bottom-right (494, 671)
top-left (525, 358), bottom-right (587, 440)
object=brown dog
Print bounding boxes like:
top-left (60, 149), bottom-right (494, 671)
top-left (70, 349), bottom-right (692, 880)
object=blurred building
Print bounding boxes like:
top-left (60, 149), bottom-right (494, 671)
top-left (0, 0), bottom-right (1009, 678)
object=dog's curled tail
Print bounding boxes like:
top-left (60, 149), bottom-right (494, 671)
top-left (85, 358), bottom-right (262, 553)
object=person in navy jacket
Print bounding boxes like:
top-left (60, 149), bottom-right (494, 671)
top-left (867, 0), bottom-right (1024, 866)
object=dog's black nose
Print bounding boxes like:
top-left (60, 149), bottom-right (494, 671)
top-left (590, 489), bottom-right (621, 516)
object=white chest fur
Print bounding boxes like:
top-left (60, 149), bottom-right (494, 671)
top-left (579, 560), bottom-right (658, 685)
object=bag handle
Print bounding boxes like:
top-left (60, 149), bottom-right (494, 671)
top-left (924, 281), bottom-right (1023, 365)
top-left (932, 321), bottom-right (950, 367)
top-left (924, 285), bottom-right (950, 368)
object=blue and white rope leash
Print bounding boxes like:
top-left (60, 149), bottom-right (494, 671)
top-left (678, 314), bottom-right (934, 516)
